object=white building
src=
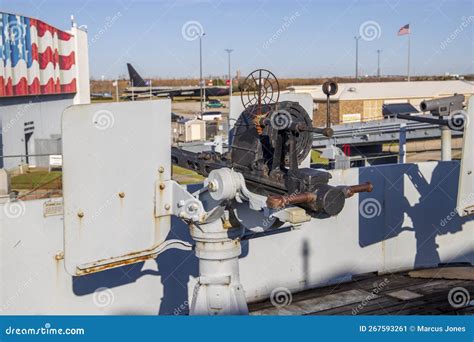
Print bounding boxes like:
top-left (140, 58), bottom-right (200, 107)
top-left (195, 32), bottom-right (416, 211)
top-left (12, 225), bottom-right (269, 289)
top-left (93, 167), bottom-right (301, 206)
top-left (0, 13), bottom-right (90, 169)
top-left (289, 80), bottom-right (474, 124)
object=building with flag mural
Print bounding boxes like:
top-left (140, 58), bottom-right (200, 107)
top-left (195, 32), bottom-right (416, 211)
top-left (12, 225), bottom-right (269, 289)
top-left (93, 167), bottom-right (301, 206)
top-left (0, 12), bottom-right (90, 169)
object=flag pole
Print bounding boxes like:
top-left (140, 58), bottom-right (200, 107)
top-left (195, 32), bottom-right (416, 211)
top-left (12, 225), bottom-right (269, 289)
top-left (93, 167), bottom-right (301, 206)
top-left (407, 24), bottom-right (411, 82)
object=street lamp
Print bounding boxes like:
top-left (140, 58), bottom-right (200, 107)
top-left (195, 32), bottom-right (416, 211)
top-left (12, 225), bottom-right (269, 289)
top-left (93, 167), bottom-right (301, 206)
top-left (354, 36), bottom-right (361, 81)
top-left (224, 48), bottom-right (233, 132)
top-left (376, 49), bottom-right (382, 78)
top-left (199, 33), bottom-right (206, 115)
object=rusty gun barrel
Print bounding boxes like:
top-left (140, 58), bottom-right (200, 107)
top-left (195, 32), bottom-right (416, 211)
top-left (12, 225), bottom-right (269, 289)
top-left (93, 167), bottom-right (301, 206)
top-left (266, 192), bottom-right (317, 209)
top-left (342, 182), bottom-right (373, 198)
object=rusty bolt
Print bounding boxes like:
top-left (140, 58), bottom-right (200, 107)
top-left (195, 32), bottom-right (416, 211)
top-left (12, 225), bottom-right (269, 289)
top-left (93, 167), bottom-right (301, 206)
top-left (77, 211), bottom-right (84, 218)
top-left (158, 166), bottom-right (165, 173)
top-left (164, 203), bottom-right (171, 210)
top-left (159, 183), bottom-right (166, 190)
top-left (118, 192), bottom-right (125, 198)
top-left (54, 251), bottom-right (64, 261)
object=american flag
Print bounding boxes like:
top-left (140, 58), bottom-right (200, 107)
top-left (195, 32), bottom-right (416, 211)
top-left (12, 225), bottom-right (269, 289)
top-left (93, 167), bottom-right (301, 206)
top-left (397, 24), bottom-right (410, 36)
top-left (0, 12), bottom-right (76, 97)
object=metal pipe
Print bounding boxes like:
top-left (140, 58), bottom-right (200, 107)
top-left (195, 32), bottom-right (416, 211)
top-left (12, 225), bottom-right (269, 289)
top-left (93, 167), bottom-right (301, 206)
top-left (343, 182), bottom-right (373, 198)
top-left (354, 36), bottom-right (361, 81)
top-left (376, 49), bottom-right (382, 78)
top-left (326, 95), bottom-right (331, 129)
top-left (225, 48), bottom-right (233, 135)
top-left (0, 153), bottom-right (61, 159)
top-left (399, 122), bottom-right (407, 163)
top-left (407, 31), bottom-right (411, 82)
top-left (199, 33), bottom-right (206, 115)
top-left (266, 192), bottom-right (317, 209)
top-left (189, 220), bottom-right (248, 315)
top-left (441, 125), bottom-right (452, 161)
top-left (397, 113), bottom-right (449, 126)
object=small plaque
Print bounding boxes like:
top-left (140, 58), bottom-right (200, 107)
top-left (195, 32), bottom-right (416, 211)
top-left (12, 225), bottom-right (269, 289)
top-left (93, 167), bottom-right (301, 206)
top-left (43, 200), bottom-right (63, 217)
top-left (49, 155), bottom-right (63, 167)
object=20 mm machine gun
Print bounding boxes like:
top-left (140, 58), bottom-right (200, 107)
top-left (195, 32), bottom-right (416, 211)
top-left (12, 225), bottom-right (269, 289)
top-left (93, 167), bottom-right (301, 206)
top-left (172, 70), bottom-right (372, 218)
top-left (61, 70), bottom-right (373, 316)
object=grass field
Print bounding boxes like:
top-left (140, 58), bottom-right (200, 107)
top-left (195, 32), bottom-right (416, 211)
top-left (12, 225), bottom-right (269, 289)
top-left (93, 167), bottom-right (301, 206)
top-left (10, 166), bottom-right (203, 193)
top-left (172, 165), bottom-right (204, 184)
top-left (11, 171), bottom-right (62, 190)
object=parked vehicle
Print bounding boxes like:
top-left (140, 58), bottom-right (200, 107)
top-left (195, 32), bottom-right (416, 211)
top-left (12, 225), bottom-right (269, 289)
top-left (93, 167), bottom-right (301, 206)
top-left (201, 111), bottom-right (223, 121)
top-left (206, 99), bottom-right (225, 108)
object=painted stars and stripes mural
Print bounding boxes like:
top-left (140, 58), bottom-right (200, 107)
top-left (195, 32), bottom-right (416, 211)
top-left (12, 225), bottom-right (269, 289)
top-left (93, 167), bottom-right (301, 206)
top-left (0, 12), bottom-right (77, 97)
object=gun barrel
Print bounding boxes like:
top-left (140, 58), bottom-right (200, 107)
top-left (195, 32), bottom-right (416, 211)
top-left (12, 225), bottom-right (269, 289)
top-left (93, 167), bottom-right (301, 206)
top-left (420, 94), bottom-right (464, 115)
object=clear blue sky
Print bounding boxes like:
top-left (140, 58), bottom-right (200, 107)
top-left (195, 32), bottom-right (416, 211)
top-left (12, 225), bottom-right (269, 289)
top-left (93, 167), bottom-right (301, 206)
top-left (1, 0), bottom-right (473, 79)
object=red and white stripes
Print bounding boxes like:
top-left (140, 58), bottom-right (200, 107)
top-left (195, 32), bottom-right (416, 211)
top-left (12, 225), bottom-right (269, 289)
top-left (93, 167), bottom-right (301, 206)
top-left (0, 13), bottom-right (77, 97)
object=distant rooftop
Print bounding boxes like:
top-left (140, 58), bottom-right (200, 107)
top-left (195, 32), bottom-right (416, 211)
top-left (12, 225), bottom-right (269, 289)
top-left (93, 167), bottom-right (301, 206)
top-left (288, 80), bottom-right (474, 101)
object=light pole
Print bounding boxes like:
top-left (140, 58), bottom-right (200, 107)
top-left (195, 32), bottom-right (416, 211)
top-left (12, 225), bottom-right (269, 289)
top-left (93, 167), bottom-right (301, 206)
top-left (354, 36), bottom-right (361, 81)
top-left (376, 49), bottom-right (382, 78)
top-left (199, 33), bottom-right (206, 115)
top-left (225, 48), bottom-right (233, 132)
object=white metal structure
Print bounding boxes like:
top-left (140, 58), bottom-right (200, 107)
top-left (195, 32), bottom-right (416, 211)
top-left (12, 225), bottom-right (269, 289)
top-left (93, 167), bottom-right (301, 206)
top-left (0, 98), bottom-right (473, 315)
top-left (457, 96), bottom-right (474, 216)
top-left (62, 101), bottom-right (183, 275)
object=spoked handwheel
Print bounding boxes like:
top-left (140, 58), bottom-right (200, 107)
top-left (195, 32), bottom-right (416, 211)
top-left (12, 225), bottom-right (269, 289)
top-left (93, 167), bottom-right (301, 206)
top-left (240, 69), bottom-right (280, 134)
top-left (240, 69), bottom-right (280, 116)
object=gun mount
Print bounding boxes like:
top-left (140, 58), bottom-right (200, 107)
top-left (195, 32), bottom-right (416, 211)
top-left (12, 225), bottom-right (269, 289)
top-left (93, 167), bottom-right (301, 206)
top-left (420, 94), bottom-right (465, 116)
top-left (397, 94), bottom-right (467, 131)
top-left (60, 70), bottom-right (374, 316)
top-left (172, 70), bottom-right (371, 218)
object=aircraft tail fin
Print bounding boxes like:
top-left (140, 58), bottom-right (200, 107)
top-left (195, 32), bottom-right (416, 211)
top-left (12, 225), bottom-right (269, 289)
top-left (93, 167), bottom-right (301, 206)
top-left (127, 63), bottom-right (147, 87)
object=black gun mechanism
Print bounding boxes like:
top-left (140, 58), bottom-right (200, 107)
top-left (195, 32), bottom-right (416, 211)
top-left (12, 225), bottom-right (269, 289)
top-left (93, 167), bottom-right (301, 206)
top-left (172, 69), bottom-right (372, 218)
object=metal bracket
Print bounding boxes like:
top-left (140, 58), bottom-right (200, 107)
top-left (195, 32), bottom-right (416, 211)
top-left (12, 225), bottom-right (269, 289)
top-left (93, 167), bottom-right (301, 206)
top-left (155, 179), bottom-right (206, 222)
top-left (75, 239), bottom-right (192, 276)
